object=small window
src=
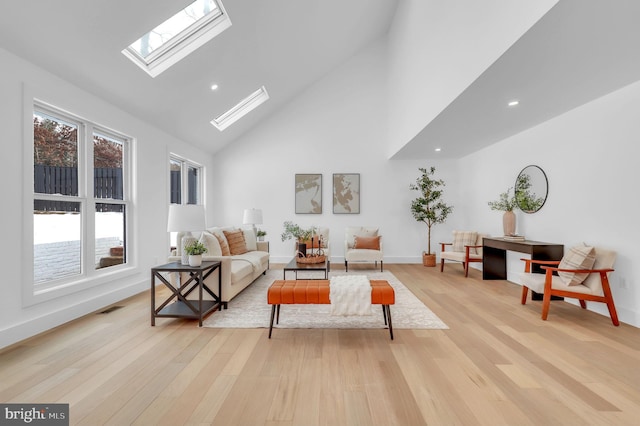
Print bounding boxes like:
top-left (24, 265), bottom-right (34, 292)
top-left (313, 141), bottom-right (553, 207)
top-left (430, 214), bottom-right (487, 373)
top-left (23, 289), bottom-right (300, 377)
top-left (169, 155), bottom-right (204, 249)
top-left (123, 0), bottom-right (232, 77)
top-left (170, 156), bottom-right (203, 206)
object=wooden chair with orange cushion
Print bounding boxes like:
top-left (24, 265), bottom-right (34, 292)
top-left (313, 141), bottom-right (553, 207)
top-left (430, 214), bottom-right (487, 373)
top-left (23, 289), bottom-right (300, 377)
top-left (440, 231), bottom-right (488, 277)
top-left (344, 226), bottom-right (383, 272)
top-left (519, 244), bottom-right (619, 325)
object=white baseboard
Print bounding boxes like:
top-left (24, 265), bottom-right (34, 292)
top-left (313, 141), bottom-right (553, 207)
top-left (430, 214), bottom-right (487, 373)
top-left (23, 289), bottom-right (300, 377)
top-left (0, 279), bottom-right (147, 350)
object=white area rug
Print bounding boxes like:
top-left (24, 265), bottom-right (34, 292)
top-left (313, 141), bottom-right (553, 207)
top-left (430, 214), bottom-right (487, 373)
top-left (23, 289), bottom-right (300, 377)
top-left (202, 269), bottom-right (448, 330)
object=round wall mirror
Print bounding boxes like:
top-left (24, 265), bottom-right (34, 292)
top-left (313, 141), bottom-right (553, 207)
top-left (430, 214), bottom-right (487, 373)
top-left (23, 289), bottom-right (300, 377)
top-left (515, 165), bottom-right (548, 213)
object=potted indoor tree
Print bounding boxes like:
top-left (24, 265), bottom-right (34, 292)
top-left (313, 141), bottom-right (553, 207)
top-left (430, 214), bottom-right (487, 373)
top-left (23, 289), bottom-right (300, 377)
top-left (184, 240), bottom-right (208, 267)
top-left (410, 167), bottom-right (454, 267)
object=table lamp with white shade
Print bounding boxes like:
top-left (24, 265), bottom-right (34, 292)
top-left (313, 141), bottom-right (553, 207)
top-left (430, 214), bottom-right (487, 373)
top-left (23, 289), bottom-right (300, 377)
top-left (242, 208), bottom-right (263, 234)
top-left (167, 204), bottom-right (206, 265)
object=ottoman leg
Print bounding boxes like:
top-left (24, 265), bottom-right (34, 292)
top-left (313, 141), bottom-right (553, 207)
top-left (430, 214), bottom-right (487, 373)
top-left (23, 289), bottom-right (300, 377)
top-left (386, 305), bottom-right (394, 340)
top-left (269, 305), bottom-right (277, 339)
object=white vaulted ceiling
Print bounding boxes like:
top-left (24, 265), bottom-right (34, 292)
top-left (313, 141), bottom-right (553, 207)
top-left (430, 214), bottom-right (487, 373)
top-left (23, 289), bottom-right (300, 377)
top-left (0, 0), bottom-right (398, 153)
top-left (1, 0), bottom-right (639, 158)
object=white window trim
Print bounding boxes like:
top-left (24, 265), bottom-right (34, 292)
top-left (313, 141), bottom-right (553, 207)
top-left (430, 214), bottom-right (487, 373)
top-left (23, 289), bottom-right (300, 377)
top-left (23, 93), bottom-right (137, 307)
top-left (169, 153), bottom-right (204, 206)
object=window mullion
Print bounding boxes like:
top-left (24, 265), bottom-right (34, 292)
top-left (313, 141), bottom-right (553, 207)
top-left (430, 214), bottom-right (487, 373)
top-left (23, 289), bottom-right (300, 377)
top-left (83, 124), bottom-right (95, 276)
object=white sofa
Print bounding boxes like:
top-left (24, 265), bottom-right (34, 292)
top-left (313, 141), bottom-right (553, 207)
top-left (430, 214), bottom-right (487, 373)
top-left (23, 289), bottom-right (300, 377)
top-left (169, 227), bottom-right (269, 303)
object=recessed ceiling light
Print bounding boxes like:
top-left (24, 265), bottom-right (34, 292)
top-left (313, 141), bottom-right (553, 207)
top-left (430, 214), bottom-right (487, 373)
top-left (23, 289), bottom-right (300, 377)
top-left (435, 148), bottom-right (441, 152)
top-left (210, 84), bottom-right (219, 91)
top-left (508, 100), bottom-right (519, 107)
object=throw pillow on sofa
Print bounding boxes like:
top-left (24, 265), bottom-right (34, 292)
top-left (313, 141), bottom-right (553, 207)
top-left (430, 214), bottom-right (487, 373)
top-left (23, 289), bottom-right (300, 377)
top-left (199, 231), bottom-right (222, 256)
top-left (214, 234), bottom-right (231, 256)
top-left (224, 229), bottom-right (249, 255)
top-left (242, 228), bottom-right (258, 251)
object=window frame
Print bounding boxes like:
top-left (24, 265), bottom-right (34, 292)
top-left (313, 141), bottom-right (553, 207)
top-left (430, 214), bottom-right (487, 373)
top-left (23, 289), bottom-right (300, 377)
top-left (122, 0), bottom-right (232, 78)
top-left (24, 98), bottom-right (135, 306)
top-left (169, 154), bottom-right (204, 206)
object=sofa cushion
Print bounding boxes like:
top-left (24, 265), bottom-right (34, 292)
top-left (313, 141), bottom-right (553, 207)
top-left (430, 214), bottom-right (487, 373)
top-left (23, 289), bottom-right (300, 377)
top-left (237, 250), bottom-right (270, 271)
top-left (452, 231), bottom-right (478, 254)
top-left (229, 259), bottom-right (253, 282)
top-left (243, 228), bottom-right (258, 251)
top-left (354, 235), bottom-right (381, 250)
top-left (199, 231), bottom-right (222, 256)
top-left (215, 233), bottom-right (231, 256)
top-left (224, 229), bottom-right (248, 255)
top-left (558, 244), bottom-right (596, 286)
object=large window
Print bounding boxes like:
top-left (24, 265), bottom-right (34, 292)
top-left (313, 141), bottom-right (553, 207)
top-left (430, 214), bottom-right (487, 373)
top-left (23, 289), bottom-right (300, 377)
top-left (33, 104), bottom-right (131, 291)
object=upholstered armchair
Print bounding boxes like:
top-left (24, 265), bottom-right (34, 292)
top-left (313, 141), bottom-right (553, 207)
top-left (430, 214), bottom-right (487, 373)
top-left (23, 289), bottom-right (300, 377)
top-left (520, 244), bottom-right (619, 325)
top-left (344, 226), bottom-right (383, 272)
top-left (440, 231), bottom-right (487, 277)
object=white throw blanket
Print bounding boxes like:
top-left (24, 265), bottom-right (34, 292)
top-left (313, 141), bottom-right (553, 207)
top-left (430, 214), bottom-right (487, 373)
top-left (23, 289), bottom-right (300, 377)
top-left (329, 275), bottom-right (373, 316)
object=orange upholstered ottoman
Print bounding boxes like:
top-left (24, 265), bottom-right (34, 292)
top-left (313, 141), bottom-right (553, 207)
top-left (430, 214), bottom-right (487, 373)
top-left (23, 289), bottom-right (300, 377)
top-left (267, 279), bottom-right (395, 339)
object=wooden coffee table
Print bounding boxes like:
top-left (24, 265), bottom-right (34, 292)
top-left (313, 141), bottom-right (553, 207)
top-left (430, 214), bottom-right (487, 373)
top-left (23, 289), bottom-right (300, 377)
top-left (283, 257), bottom-right (328, 280)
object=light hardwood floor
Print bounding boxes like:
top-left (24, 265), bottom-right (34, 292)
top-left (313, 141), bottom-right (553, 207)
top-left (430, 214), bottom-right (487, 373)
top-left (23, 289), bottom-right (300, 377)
top-left (2, 264), bottom-right (640, 425)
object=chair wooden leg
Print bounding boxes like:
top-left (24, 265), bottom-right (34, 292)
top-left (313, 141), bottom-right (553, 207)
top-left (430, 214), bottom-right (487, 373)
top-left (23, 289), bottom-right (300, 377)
top-left (541, 291), bottom-right (552, 320)
top-left (345, 260), bottom-right (348, 272)
top-left (380, 261), bottom-right (383, 272)
top-left (579, 300), bottom-right (587, 309)
top-left (440, 259), bottom-right (445, 272)
top-left (521, 286), bottom-right (529, 305)
top-left (464, 262), bottom-right (469, 277)
top-left (606, 297), bottom-right (620, 326)
top-left (600, 273), bottom-right (620, 326)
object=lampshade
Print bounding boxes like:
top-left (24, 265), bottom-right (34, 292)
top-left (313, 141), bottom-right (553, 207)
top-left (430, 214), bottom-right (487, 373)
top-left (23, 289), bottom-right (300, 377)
top-left (242, 208), bottom-right (263, 225)
top-left (167, 204), bottom-right (206, 232)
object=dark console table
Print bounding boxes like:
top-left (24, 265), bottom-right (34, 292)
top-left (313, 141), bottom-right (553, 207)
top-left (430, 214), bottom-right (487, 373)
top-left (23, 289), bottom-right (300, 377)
top-left (482, 237), bottom-right (564, 281)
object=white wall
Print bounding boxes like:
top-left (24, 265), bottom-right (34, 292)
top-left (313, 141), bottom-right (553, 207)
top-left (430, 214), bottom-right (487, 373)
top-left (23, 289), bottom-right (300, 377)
top-left (386, 0), bottom-right (557, 157)
top-left (459, 79), bottom-right (640, 327)
top-left (0, 47), bottom-right (215, 349)
top-left (211, 39), bottom-right (461, 264)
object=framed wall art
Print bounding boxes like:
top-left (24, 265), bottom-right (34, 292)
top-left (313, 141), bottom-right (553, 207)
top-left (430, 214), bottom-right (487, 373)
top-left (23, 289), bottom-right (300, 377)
top-left (295, 174), bottom-right (322, 214)
top-left (333, 173), bottom-right (360, 214)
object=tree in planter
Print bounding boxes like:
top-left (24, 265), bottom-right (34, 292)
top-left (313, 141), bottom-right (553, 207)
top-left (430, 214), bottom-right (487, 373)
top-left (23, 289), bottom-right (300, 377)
top-left (410, 167), bottom-right (454, 266)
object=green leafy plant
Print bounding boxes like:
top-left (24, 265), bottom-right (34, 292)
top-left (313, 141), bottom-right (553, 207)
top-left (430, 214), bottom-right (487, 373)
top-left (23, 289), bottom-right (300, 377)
top-left (490, 174), bottom-right (545, 213)
top-left (280, 221), bottom-right (313, 242)
top-left (488, 188), bottom-right (518, 212)
top-left (409, 167), bottom-right (454, 255)
top-left (256, 229), bottom-right (267, 238)
top-left (184, 240), bottom-right (207, 256)
top-left (514, 173), bottom-right (545, 212)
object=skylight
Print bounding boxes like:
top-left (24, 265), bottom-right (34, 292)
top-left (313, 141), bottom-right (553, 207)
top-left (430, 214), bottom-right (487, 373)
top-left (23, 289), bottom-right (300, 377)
top-left (211, 86), bottom-right (270, 131)
top-left (122, 0), bottom-right (231, 78)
